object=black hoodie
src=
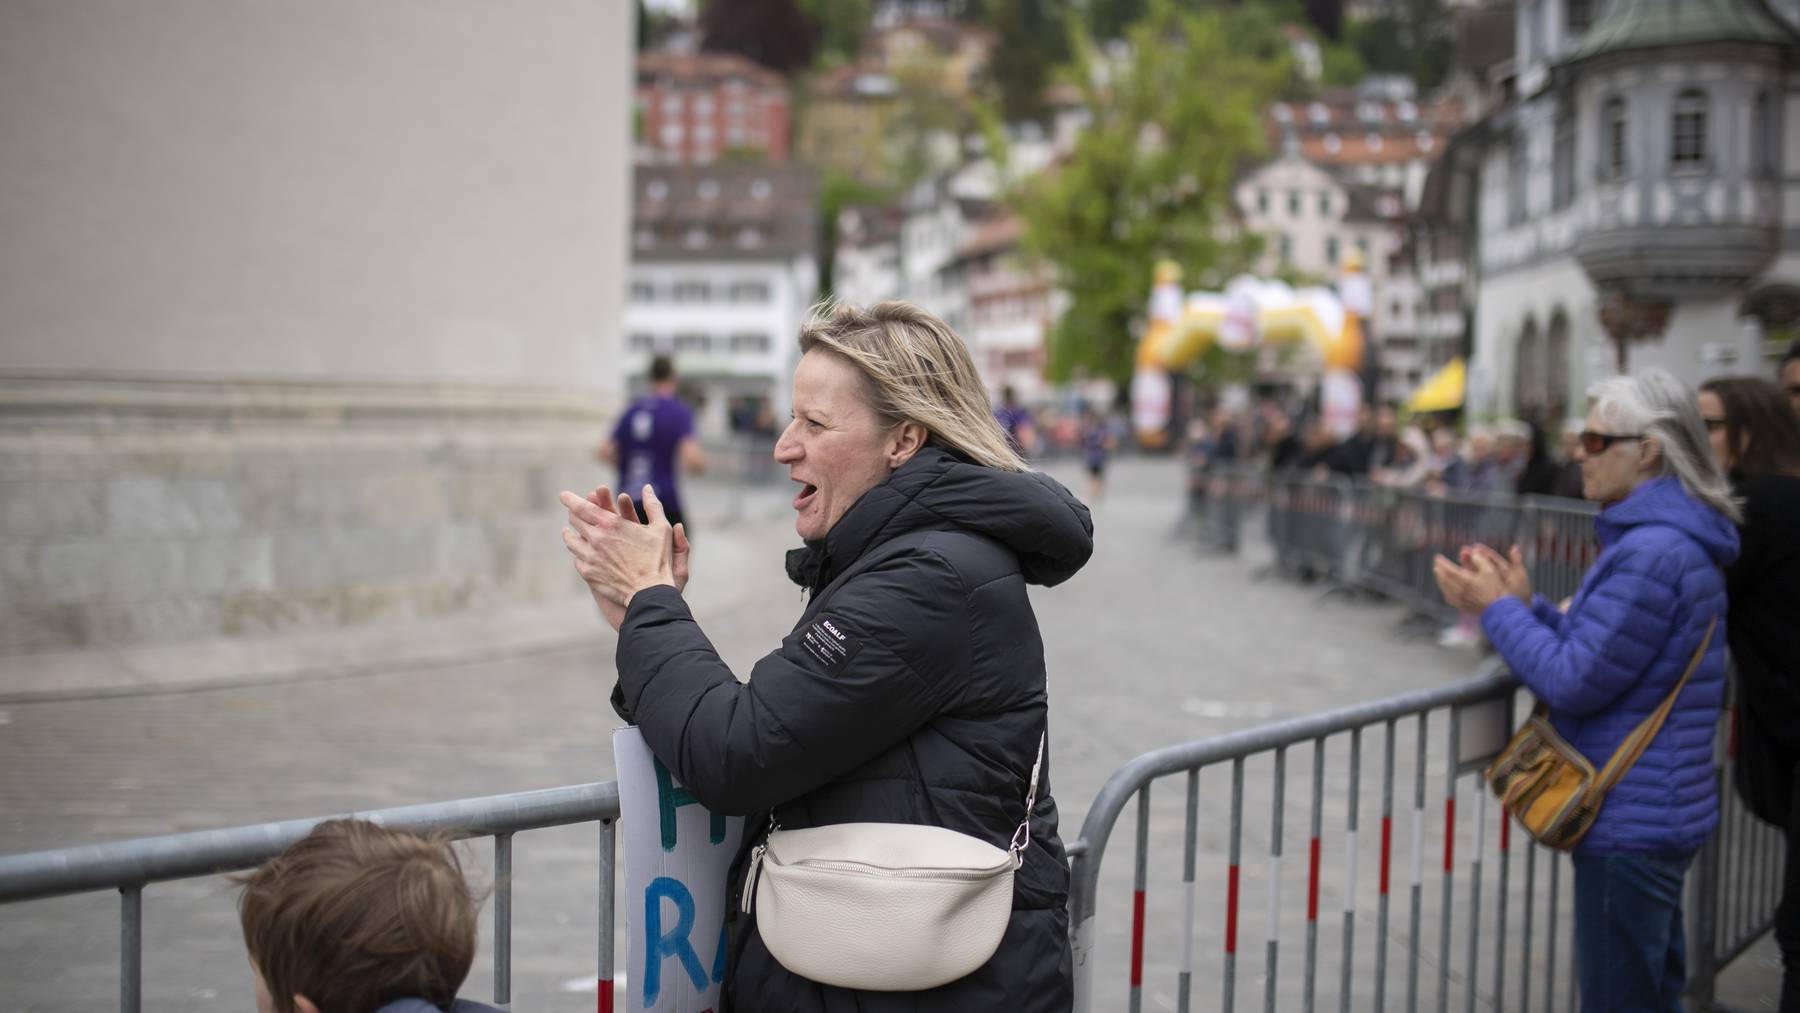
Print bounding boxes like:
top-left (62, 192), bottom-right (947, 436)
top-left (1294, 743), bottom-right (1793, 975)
top-left (615, 446), bottom-right (1094, 1012)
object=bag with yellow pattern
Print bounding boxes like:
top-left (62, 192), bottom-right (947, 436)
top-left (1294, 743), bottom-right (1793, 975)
top-left (1485, 619), bottom-right (1716, 851)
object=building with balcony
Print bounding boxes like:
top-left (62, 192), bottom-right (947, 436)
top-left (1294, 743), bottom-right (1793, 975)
top-left (1454, 0), bottom-right (1800, 421)
top-left (626, 164), bottom-right (819, 435)
top-left (635, 51), bottom-right (791, 165)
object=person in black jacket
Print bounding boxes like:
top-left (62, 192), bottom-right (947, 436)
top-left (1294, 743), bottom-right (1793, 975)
top-left (560, 300), bottom-right (1094, 1012)
top-left (1699, 376), bottom-right (1800, 1012)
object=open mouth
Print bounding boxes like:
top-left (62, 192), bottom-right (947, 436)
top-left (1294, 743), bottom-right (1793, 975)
top-left (793, 482), bottom-right (819, 510)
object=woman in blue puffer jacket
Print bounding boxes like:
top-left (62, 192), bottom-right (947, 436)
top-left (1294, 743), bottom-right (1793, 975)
top-left (1435, 369), bottom-right (1739, 1013)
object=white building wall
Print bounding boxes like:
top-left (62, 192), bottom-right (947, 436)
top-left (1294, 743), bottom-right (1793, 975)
top-left (0, 0), bottom-right (627, 393)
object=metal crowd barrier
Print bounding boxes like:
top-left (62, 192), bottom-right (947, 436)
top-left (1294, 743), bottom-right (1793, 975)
top-left (1252, 473), bottom-right (1600, 625)
top-left (1189, 465), bottom-right (1266, 553)
top-left (0, 783), bottom-right (621, 1013)
top-left (1064, 663), bottom-right (1783, 1013)
top-left (0, 695), bottom-right (1783, 1012)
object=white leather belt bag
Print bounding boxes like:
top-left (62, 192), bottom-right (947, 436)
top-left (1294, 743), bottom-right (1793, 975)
top-left (740, 732), bottom-right (1046, 991)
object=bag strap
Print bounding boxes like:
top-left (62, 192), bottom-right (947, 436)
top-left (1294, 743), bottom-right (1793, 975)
top-left (1594, 618), bottom-right (1716, 794)
top-left (1008, 732), bottom-right (1047, 863)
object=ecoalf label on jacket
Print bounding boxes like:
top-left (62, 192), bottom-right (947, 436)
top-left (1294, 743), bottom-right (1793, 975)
top-left (800, 618), bottom-right (862, 674)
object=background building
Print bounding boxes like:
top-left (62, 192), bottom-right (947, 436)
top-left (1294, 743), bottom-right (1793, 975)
top-left (626, 163), bottom-right (820, 437)
top-left (0, 0), bottom-right (632, 658)
top-left (635, 51), bottom-right (791, 165)
top-left (1456, 0), bottom-right (1800, 421)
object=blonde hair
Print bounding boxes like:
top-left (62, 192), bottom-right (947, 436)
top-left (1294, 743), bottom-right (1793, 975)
top-left (798, 301), bottom-right (1029, 472)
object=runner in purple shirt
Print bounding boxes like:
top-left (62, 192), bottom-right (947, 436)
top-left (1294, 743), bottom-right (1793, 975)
top-left (601, 356), bottom-right (704, 530)
top-left (994, 385), bottom-right (1036, 459)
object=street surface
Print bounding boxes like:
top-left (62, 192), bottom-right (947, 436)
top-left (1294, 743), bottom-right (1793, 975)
top-left (0, 456), bottom-right (1776, 1010)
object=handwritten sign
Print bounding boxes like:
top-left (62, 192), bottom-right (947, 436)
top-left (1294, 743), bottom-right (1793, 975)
top-left (613, 727), bottom-right (745, 1013)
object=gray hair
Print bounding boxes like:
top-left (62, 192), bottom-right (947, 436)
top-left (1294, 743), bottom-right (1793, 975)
top-left (1588, 369), bottom-right (1740, 522)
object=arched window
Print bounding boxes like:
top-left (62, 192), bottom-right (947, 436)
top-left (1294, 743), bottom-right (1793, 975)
top-left (1515, 318), bottom-right (1544, 416)
top-left (1671, 90), bottom-right (1708, 171)
top-left (1546, 311), bottom-right (1572, 422)
top-left (1600, 97), bottom-right (1629, 180)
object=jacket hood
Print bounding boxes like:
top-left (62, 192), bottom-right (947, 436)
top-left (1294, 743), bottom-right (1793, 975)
top-left (787, 446), bottom-right (1094, 591)
top-left (1597, 475), bottom-right (1739, 567)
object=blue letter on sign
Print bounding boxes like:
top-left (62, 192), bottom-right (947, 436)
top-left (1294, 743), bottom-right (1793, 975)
top-left (643, 877), bottom-right (708, 1005)
top-left (655, 757), bottom-right (726, 852)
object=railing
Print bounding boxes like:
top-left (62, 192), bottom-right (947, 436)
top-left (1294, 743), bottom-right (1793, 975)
top-left (1206, 466), bottom-right (1599, 623)
top-left (1063, 665), bottom-right (1783, 1013)
top-left (0, 783), bottom-right (621, 1013)
top-left (0, 694), bottom-right (1781, 1011)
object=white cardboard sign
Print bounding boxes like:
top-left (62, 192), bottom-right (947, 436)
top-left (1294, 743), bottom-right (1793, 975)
top-left (613, 727), bottom-right (746, 1013)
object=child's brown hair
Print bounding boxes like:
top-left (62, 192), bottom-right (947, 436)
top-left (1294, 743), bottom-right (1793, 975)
top-left (236, 819), bottom-right (479, 1013)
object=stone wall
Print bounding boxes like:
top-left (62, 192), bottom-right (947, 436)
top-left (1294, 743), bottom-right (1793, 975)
top-left (0, 377), bottom-right (609, 655)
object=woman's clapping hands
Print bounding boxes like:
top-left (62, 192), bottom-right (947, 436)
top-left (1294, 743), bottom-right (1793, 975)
top-left (1433, 543), bottom-right (1530, 616)
top-left (560, 485), bottom-right (690, 631)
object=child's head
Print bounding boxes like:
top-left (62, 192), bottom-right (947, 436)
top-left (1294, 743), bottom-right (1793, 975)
top-left (237, 819), bottom-right (480, 1013)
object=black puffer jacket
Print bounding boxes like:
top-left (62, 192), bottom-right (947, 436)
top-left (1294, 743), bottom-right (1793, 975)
top-left (614, 446), bottom-right (1093, 1012)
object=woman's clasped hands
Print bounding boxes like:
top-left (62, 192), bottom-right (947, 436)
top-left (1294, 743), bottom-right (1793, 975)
top-left (1432, 543), bottom-right (1531, 616)
top-left (560, 485), bottom-right (690, 630)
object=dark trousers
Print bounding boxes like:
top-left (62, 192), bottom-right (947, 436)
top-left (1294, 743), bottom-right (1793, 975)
top-left (1780, 771), bottom-right (1800, 1013)
top-left (1571, 853), bottom-right (1692, 1013)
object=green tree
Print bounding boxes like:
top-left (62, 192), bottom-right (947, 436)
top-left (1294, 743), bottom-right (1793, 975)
top-left (985, 0), bottom-right (1073, 122)
top-left (1009, 0), bottom-right (1288, 385)
top-left (1347, 1), bottom-right (1454, 91)
top-left (796, 0), bottom-right (874, 66)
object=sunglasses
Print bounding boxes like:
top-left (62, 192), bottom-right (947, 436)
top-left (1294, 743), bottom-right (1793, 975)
top-left (1578, 430), bottom-right (1642, 455)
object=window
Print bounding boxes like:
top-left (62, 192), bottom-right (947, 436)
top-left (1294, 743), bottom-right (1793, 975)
top-left (1756, 91), bottom-right (1778, 177)
top-left (661, 94), bottom-right (682, 116)
top-left (660, 123), bottom-right (683, 146)
top-left (1366, 133), bottom-right (1384, 153)
top-left (1257, 189), bottom-right (1269, 214)
top-left (1288, 191), bottom-right (1302, 216)
top-left (729, 281), bottom-right (772, 302)
top-left (1601, 97), bottom-right (1629, 180)
top-left (633, 228), bottom-right (655, 250)
top-left (672, 281), bottom-right (710, 302)
top-left (1326, 235), bottom-right (1340, 265)
top-left (1671, 90), bottom-right (1708, 171)
top-left (628, 332), bottom-right (656, 352)
top-left (1553, 102), bottom-right (1576, 209)
top-left (1278, 233), bottom-right (1293, 264)
top-left (1323, 133), bottom-right (1342, 154)
top-left (630, 281), bottom-right (655, 302)
top-left (737, 227), bottom-right (764, 249)
top-left (697, 179), bottom-right (720, 200)
top-left (646, 179), bottom-right (668, 201)
top-left (1509, 132), bottom-right (1528, 225)
top-left (729, 332), bottom-right (772, 353)
top-left (750, 179), bottom-right (773, 200)
top-left (693, 94), bottom-right (714, 117)
top-left (1567, 0), bottom-right (1594, 34)
top-left (1525, 1), bottom-right (1545, 63)
top-left (1319, 193), bottom-right (1332, 216)
top-left (1309, 103), bottom-right (1330, 125)
top-left (1417, 131), bottom-right (1436, 152)
top-left (673, 332), bottom-right (710, 352)
top-left (684, 226), bottom-right (709, 249)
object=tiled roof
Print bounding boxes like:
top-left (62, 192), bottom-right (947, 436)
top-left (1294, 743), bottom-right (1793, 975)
top-left (632, 163), bottom-right (819, 260)
top-left (637, 51), bottom-right (787, 92)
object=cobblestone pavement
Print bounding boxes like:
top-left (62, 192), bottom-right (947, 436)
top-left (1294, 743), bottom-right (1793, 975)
top-left (0, 456), bottom-right (1777, 1010)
